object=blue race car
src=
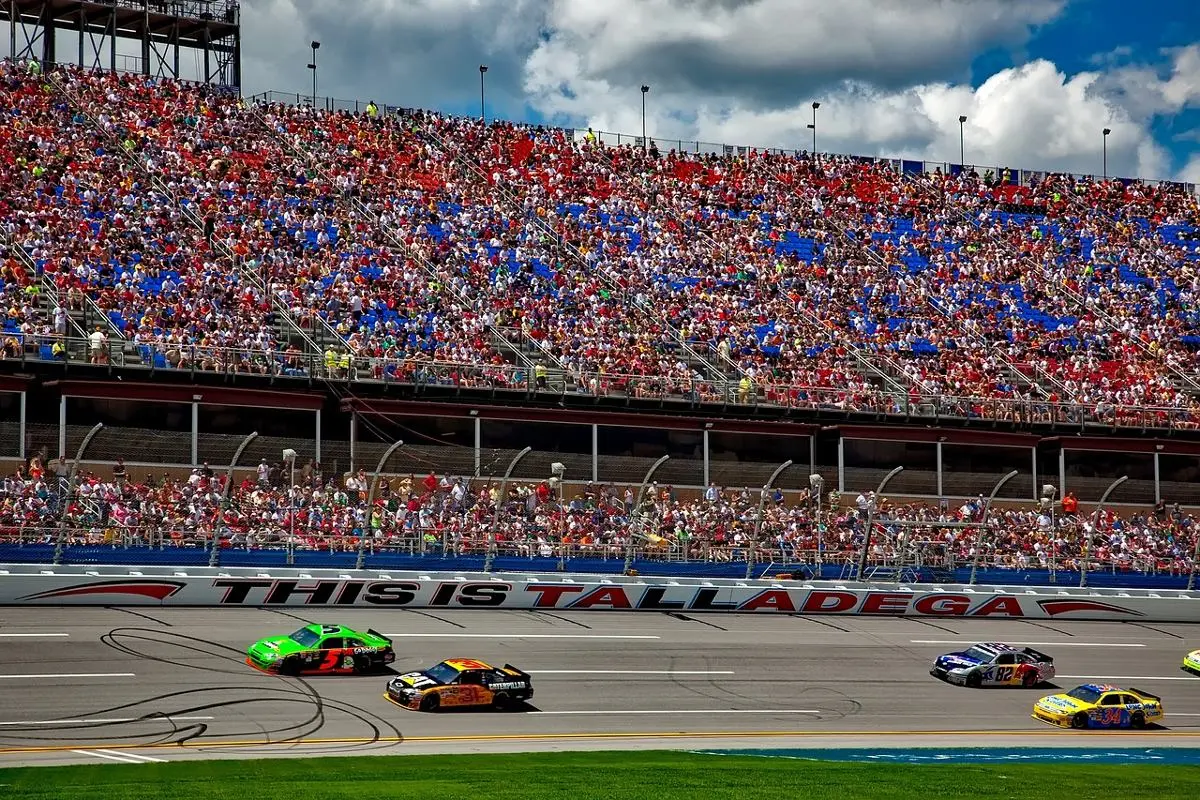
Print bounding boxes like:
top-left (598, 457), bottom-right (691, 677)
top-left (930, 642), bottom-right (1055, 688)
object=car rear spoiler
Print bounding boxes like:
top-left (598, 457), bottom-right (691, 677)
top-left (1131, 687), bottom-right (1161, 702)
top-left (1022, 647), bottom-right (1053, 664)
top-left (368, 628), bottom-right (392, 646)
top-left (503, 663), bottom-right (531, 680)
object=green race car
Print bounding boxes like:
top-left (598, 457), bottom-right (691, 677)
top-left (1184, 649), bottom-right (1200, 677)
top-left (247, 623), bottom-right (395, 675)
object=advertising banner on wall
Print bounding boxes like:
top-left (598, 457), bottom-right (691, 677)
top-left (2, 574), bottom-right (1197, 621)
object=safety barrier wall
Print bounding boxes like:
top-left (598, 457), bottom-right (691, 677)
top-left (1, 565), bottom-right (1196, 620)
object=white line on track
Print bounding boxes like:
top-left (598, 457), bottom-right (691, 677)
top-left (383, 634), bottom-right (661, 639)
top-left (1058, 675), bottom-right (1199, 682)
top-left (0, 633), bottom-right (68, 638)
top-left (527, 670), bottom-right (735, 675)
top-left (0, 717), bottom-right (213, 727)
top-left (71, 749), bottom-right (165, 764)
top-left (0, 673), bottom-right (135, 680)
top-left (537, 714), bottom-right (825, 719)
top-left (911, 640), bottom-right (1146, 648)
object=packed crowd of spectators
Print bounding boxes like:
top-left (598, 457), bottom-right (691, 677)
top-left (3, 61), bottom-right (1200, 422)
top-left (0, 452), bottom-right (1194, 575)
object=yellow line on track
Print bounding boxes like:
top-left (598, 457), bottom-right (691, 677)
top-left (3, 728), bottom-right (1200, 755)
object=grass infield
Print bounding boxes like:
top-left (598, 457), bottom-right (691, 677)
top-left (2, 750), bottom-right (1198, 799)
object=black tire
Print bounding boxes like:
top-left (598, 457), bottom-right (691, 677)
top-left (965, 671), bottom-right (982, 688)
top-left (1022, 670), bottom-right (1038, 688)
top-left (1131, 711), bottom-right (1146, 729)
top-left (492, 692), bottom-right (510, 711)
top-left (352, 655), bottom-right (371, 674)
top-left (279, 657), bottom-right (301, 677)
top-left (420, 694), bottom-right (440, 713)
top-left (1071, 712), bottom-right (1089, 729)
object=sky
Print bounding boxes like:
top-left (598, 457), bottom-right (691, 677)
top-left (13, 0), bottom-right (1200, 182)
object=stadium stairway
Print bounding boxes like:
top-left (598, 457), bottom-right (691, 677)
top-left (414, 120), bottom-right (735, 390)
top-left (45, 73), bottom-right (334, 368)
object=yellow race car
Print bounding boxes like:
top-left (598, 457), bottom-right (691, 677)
top-left (1033, 683), bottom-right (1164, 729)
top-left (385, 658), bottom-right (534, 711)
top-left (1183, 650), bottom-right (1200, 677)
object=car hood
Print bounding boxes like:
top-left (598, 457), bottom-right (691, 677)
top-left (936, 652), bottom-right (983, 670)
top-left (1036, 694), bottom-right (1088, 713)
top-left (249, 635), bottom-right (308, 659)
top-left (1187, 650), bottom-right (1200, 661)
top-left (391, 671), bottom-right (442, 689)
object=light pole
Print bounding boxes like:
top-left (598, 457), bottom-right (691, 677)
top-left (283, 448), bottom-right (297, 565)
top-left (485, 445), bottom-right (532, 572)
top-left (51, 422), bottom-right (103, 565)
top-left (807, 101), bottom-right (819, 153)
top-left (1040, 483), bottom-right (1059, 582)
top-left (640, 85), bottom-right (649, 152)
top-left (355, 439), bottom-right (405, 569)
top-left (747, 460), bottom-right (793, 579)
top-left (958, 115), bottom-right (967, 167)
top-left (856, 465), bottom-right (904, 580)
top-left (969, 469), bottom-right (1020, 585)
top-left (1102, 127), bottom-right (1111, 180)
top-left (479, 65), bottom-right (488, 123)
top-left (307, 41), bottom-right (320, 109)
top-left (809, 473), bottom-right (825, 570)
top-left (624, 454), bottom-right (670, 573)
top-left (1080, 475), bottom-right (1128, 588)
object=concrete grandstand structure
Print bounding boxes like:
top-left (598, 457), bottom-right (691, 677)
top-left (1, 59), bottom-right (1200, 586)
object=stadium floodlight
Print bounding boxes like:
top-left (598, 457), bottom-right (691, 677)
top-left (1102, 127), bottom-right (1111, 180)
top-left (282, 448), bottom-right (298, 463)
top-left (1040, 483), bottom-right (1057, 501)
top-left (958, 115), bottom-right (967, 166)
top-left (308, 41), bottom-right (320, 108)
top-left (808, 473), bottom-right (824, 491)
top-left (479, 65), bottom-right (489, 123)
top-left (640, 85), bottom-right (650, 152)
top-left (807, 102), bottom-right (819, 153)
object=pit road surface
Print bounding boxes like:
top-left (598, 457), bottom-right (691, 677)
top-left (0, 607), bottom-right (1198, 767)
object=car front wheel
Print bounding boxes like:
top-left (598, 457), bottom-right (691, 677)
top-left (1071, 712), bottom-right (1089, 729)
top-left (420, 694), bottom-right (440, 713)
top-left (965, 671), bottom-right (982, 688)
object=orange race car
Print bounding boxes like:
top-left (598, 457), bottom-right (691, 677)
top-left (385, 658), bottom-right (534, 711)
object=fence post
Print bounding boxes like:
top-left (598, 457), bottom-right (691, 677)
top-left (1080, 475), bottom-right (1128, 588)
top-left (624, 455), bottom-right (671, 574)
top-left (969, 470), bottom-right (1020, 585)
top-left (356, 439), bottom-right (405, 570)
top-left (52, 423), bottom-right (103, 566)
top-left (855, 465), bottom-right (903, 580)
top-left (747, 460), bottom-right (792, 579)
top-left (484, 446), bottom-right (532, 573)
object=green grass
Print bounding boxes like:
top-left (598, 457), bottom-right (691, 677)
top-left (2, 750), bottom-right (1198, 799)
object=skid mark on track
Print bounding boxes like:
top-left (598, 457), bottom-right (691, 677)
top-left (106, 607), bottom-right (173, 627)
top-left (403, 609), bottom-right (466, 629)
top-left (666, 612), bottom-right (727, 632)
top-left (789, 615), bottom-right (851, 633)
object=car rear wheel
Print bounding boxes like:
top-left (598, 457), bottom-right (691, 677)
top-left (965, 671), bottom-right (982, 688)
top-left (1022, 670), bottom-right (1038, 688)
top-left (1131, 711), bottom-right (1146, 729)
top-left (420, 694), bottom-right (440, 713)
top-left (1071, 712), bottom-right (1089, 729)
top-left (352, 655), bottom-right (371, 674)
top-left (492, 692), bottom-right (511, 711)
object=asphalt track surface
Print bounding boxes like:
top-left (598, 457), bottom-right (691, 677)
top-left (1, 608), bottom-right (1200, 767)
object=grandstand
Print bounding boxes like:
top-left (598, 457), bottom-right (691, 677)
top-left (2, 56), bottom-right (1200, 587)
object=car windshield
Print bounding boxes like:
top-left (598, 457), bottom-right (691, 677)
top-left (425, 662), bottom-right (462, 685)
top-left (288, 627), bottom-right (320, 647)
top-left (1066, 686), bottom-right (1103, 704)
top-left (962, 647), bottom-right (995, 662)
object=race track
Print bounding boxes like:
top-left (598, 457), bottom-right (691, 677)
top-left (1, 607), bottom-right (1199, 767)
